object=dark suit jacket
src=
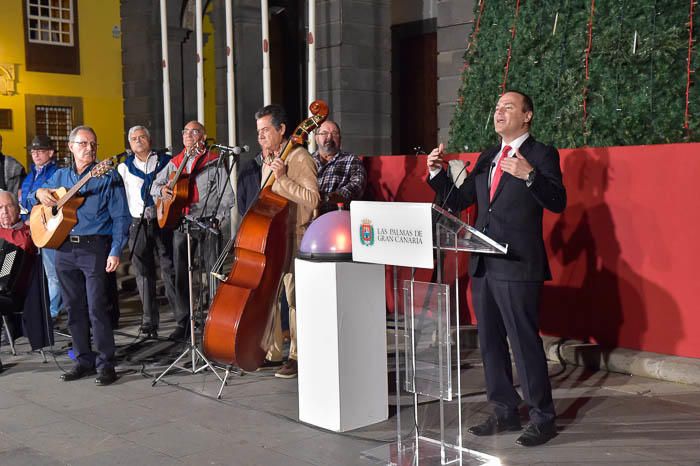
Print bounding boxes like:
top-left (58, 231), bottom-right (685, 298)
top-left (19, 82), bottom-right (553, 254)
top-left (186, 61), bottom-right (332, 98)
top-left (428, 136), bottom-right (566, 282)
top-left (236, 154), bottom-right (263, 217)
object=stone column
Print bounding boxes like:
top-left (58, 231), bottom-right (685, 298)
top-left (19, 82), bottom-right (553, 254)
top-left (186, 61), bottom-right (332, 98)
top-left (436, 0), bottom-right (473, 144)
top-left (316, 0), bottom-right (391, 155)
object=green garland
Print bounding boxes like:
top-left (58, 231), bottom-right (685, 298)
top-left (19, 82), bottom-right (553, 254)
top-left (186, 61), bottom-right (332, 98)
top-left (448, 0), bottom-right (699, 151)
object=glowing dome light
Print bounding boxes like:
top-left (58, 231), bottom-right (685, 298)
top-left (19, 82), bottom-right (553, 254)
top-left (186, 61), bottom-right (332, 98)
top-left (298, 209), bottom-right (353, 261)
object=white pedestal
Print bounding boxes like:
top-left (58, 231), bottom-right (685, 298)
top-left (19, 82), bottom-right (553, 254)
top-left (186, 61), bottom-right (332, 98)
top-left (296, 259), bottom-right (388, 432)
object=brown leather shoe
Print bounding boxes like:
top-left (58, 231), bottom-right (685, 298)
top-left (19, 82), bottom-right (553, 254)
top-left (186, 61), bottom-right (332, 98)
top-left (274, 359), bottom-right (298, 379)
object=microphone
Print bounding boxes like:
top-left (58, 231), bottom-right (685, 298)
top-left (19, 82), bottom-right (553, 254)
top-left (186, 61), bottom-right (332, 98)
top-left (210, 143), bottom-right (249, 155)
top-left (440, 160), bottom-right (471, 212)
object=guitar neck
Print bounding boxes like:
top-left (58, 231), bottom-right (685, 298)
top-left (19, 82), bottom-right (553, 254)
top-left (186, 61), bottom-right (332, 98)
top-left (168, 159), bottom-right (188, 189)
top-left (56, 171), bottom-right (93, 209)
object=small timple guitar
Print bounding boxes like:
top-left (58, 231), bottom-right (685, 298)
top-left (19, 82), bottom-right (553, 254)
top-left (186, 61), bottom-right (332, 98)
top-left (155, 145), bottom-right (198, 230)
top-left (29, 158), bottom-right (115, 249)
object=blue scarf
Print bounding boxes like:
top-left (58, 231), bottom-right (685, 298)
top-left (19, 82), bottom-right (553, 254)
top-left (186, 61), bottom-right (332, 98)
top-left (124, 152), bottom-right (171, 207)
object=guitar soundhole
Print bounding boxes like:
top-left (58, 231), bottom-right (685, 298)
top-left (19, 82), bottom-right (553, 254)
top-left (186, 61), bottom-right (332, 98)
top-left (51, 206), bottom-right (58, 216)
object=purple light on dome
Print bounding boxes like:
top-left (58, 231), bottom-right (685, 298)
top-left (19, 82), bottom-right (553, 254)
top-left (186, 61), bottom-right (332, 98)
top-left (298, 209), bottom-right (353, 261)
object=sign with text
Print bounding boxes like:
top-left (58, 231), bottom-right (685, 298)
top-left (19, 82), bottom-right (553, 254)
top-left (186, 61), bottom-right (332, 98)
top-left (350, 201), bottom-right (433, 269)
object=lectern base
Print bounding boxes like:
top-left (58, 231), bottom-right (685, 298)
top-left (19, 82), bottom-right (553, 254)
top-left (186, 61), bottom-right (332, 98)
top-left (361, 436), bottom-right (501, 466)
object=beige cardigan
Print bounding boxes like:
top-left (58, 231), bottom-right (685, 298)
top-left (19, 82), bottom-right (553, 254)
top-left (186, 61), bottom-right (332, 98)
top-left (270, 145), bottom-right (320, 252)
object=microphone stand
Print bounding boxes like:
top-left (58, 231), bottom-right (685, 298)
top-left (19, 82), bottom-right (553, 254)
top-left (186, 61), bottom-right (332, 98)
top-left (152, 213), bottom-right (223, 386)
top-left (128, 152), bottom-right (158, 264)
top-left (198, 146), bottom-right (245, 398)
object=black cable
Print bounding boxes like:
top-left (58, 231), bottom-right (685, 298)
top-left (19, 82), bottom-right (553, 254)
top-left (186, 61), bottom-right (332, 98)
top-left (438, 161), bottom-right (471, 213)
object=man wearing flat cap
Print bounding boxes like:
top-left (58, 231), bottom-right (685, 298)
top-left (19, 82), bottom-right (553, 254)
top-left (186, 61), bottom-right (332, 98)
top-left (19, 135), bottom-right (63, 323)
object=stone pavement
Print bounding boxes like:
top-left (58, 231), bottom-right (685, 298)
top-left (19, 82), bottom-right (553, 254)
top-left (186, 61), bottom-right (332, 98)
top-left (2, 290), bottom-right (700, 465)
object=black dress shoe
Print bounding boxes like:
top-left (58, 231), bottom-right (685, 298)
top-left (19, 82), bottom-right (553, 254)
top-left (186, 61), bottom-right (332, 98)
top-left (61, 365), bottom-right (97, 381)
top-left (515, 422), bottom-right (557, 447)
top-left (168, 326), bottom-right (187, 341)
top-left (468, 415), bottom-right (522, 436)
top-left (95, 368), bottom-right (118, 386)
top-left (140, 324), bottom-right (158, 339)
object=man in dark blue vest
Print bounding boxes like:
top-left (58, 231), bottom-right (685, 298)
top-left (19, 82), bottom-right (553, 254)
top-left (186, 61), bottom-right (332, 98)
top-left (117, 126), bottom-right (176, 338)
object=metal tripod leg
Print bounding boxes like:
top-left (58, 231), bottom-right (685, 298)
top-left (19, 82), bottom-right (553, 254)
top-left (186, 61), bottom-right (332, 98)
top-left (2, 315), bottom-right (16, 355)
top-left (216, 364), bottom-right (244, 399)
top-left (152, 224), bottom-right (221, 386)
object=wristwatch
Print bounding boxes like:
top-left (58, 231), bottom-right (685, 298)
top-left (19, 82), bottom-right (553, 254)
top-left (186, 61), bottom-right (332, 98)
top-left (526, 169), bottom-right (536, 187)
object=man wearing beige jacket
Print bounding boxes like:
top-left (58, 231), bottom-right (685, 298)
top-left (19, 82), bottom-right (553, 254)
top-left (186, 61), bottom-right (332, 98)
top-left (237, 104), bottom-right (319, 378)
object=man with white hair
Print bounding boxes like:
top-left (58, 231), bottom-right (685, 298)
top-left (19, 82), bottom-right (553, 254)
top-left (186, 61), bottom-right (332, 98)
top-left (0, 189), bottom-right (36, 373)
top-left (117, 125), bottom-right (176, 338)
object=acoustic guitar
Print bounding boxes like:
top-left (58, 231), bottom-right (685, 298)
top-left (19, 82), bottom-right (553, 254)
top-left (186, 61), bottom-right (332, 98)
top-left (29, 158), bottom-right (115, 249)
top-left (155, 146), bottom-right (197, 229)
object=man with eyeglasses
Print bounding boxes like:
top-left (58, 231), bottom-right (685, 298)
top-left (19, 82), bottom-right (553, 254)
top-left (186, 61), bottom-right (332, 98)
top-left (150, 121), bottom-right (234, 342)
top-left (19, 135), bottom-right (63, 325)
top-left (311, 120), bottom-right (366, 215)
top-left (236, 104), bottom-right (319, 378)
top-left (33, 126), bottom-right (130, 386)
top-left (117, 126), bottom-right (176, 339)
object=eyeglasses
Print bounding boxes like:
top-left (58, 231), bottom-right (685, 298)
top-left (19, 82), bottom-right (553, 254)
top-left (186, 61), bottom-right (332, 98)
top-left (72, 140), bottom-right (98, 149)
top-left (182, 128), bottom-right (202, 135)
top-left (317, 131), bottom-right (339, 138)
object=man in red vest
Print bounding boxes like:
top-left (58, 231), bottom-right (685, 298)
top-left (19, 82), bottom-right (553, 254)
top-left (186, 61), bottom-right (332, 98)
top-left (151, 121), bottom-right (234, 341)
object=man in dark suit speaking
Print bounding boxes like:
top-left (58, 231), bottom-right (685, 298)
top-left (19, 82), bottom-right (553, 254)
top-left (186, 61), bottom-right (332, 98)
top-left (426, 90), bottom-right (566, 447)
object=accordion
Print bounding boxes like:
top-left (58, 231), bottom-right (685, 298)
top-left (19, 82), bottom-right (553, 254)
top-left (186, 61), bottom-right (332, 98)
top-left (0, 238), bottom-right (31, 298)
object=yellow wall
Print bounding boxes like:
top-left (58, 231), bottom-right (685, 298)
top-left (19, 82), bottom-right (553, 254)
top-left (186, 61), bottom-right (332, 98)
top-left (203, 2), bottom-right (216, 140)
top-left (0, 0), bottom-right (124, 168)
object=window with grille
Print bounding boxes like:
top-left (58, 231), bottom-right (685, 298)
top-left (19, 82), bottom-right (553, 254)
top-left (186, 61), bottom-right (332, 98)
top-left (35, 105), bottom-right (73, 160)
top-left (26, 0), bottom-right (74, 47)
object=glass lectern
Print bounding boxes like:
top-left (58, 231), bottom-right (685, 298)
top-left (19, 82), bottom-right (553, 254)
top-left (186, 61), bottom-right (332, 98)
top-left (363, 205), bottom-right (507, 466)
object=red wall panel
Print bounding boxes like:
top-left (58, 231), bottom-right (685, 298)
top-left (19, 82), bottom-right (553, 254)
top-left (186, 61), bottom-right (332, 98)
top-left (363, 143), bottom-right (699, 358)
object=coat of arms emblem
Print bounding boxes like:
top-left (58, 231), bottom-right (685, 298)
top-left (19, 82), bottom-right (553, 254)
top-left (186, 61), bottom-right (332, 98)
top-left (359, 218), bottom-right (374, 246)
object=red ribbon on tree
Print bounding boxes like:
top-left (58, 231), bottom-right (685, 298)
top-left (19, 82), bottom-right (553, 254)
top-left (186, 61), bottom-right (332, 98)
top-left (462, 0), bottom-right (487, 74)
top-left (684, 0), bottom-right (696, 131)
top-left (582, 0), bottom-right (596, 132)
top-left (500, 0), bottom-right (522, 93)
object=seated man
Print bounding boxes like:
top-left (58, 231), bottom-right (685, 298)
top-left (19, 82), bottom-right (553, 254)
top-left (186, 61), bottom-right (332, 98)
top-left (0, 190), bottom-right (37, 373)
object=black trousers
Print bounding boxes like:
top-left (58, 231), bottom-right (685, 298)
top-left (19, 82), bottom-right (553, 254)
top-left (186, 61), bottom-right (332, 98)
top-left (129, 218), bottom-right (177, 329)
top-left (471, 274), bottom-right (556, 425)
top-left (56, 236), bottom-right (115, 371)
top-left (172, 226), bottom-right (222, 328)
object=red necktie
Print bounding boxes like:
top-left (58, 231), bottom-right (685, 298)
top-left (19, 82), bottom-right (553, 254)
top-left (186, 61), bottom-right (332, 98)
top-left (489, 145), bottom-right (511, 201)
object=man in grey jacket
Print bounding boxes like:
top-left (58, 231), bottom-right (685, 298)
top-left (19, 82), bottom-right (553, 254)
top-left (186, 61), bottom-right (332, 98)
top-left (0, 134), bottom-right (26, 195)
top-left (150, 121), bottom-right (234, 341)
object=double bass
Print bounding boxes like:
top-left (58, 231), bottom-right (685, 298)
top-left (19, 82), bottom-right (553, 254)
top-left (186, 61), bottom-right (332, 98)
top-left (203, 100), bottom-right (328, 371)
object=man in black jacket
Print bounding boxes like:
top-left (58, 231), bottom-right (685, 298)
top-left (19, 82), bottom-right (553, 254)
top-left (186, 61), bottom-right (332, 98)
top-left (427, 90), bottom-right (566, 447)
